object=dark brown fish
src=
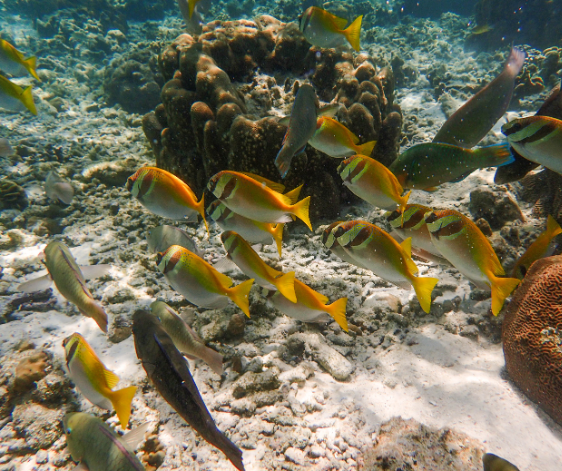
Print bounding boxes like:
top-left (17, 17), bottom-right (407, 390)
top-left (132, 310), bottom-right (244, 471)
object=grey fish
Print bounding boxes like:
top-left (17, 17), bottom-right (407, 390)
top-left (45, 171), bottom-right (74, 204)
top-left (482, 453), bottom-right (520, 471)
top-left (274, 83), bottom-right (318, 178)
top-left (147, 225), bottom-right (201, 255)
top-left (132, 310), bottom-right (245, 471)
top-left (0, 138), bottom-right (14, 157)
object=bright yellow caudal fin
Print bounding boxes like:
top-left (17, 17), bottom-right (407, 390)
top-left (284, 184), bottom-right (303, 205)
top-left (489, 274), bottom-right (520, 316)
top-left (357, 139), bottom-right (376, 157)
top-left (399, 191), bottom-right (411, 226)
top-left (411, 276), bottom-right (439, 314)
top-left (293, 196), bottom-right (312, 231)
top-left (25, 56), bottom-right (40, 81)
top-left (326, 297), bottom-right (348, 332)
top-left (271, 223), bottom-right (285, 257)
top-left (343, 15), bottom-right (363, 52)
top-left (198, 193), bottom-right (209, 236)
top-left (20, 86), bottom-right (37, 115)
top-left (273, 271), bottom-right (297, 303)
top-left (109, 385), bottom-right (137, 429)
top-left (546, 215), bottom-right (562, 238)
top-left (228, 278), bottom-right (254, 317)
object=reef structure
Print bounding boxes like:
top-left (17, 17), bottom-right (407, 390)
top-left (142, 16), bottom-right (402, 220)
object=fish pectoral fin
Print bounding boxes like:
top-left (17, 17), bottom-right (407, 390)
top-left (103, 368), bottom-right (120, 390)
top-left (122, 422), bottom-right (153, 451)
top-left (17, 274), bottom-right (53, 292)
top-left (240, 172), bottom-right (285, 193)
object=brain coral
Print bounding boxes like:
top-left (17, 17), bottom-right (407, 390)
top-left (502, 255), bottom-right (562, 426)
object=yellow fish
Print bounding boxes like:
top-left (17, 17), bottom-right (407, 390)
top-left (0, 74), bottom-right (36, 115)
top-left (63, 333), bottom-right (137, 429)
top-left (511, 215), bottom-right (561, 279)
top-left (0, 39), bottom-right (40, 81)
top-left (322, 220), bottom-right (370, 269)
top-left (309, 117), bottom-right (376, 158)
top-left (424, 209), bottom-right (520, 315)
top-left (156, 244), bottom-right (254, 317)
top-left (482, 453), bottom-right (520, 471)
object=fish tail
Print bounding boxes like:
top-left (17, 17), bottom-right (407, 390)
top-left (81, 300), bottom-right (108, 333)
top-left (108, 385), bottom-right (137, 429)
top-left (20, 86), bottom-right (37, 115)
top-left (274, 146), bottom-right (293, 179)
top-left (198, 193), bottom-right (209, 236)
top-left (211, 433), bottom-right (245, 471)
top-left (24, 56), bottom-right (40, 81)
top-left (292, 196), bottom-right (312, 230)
top-left (203, 347), bottom-right (224, 376)
top-left (187, 0), bottom-right (197, 18)
top-left (411, 276), bottom-right (439, 314)
top-left (399, 191), bottom-right (411, 226)
top-left (546, 214), bottom-right (562, 239)
top-left (228, 278), bottom-right (254, 318)
top-left (343, 15), bottom-right (363, 52)
top-left (473, 143), bottom-right (514, 168)
top-left (284, 184), bottom-right (303, 204)
top-left (273, 271), bottom-right (297, 303)
top-left (357, 139), bottom-right (376, 157)
top-left (489, 273), bottom-right (520, 316)
top-left (271, 223), bottom-right (285, 256)
top-left (326, 297), bottom-right (348, 332)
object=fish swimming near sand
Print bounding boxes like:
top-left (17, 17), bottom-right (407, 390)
top-left (132, 310), bottom-right (245, 471)
top-left (334, 220), bottom-right (439, 313)
top-left (433, 47), bottom-right (525, 148)
top-left (63, 333), bottom-right (137, 428)
top-left (389, 142), bottom-right (513, 191)
top-left (0, 138), bottom-right (14, 157)
top-left (64, 412), bottom-right (149, 471)
top-left (275, 83), bottom-right (318, 178)
top-left (17, 240), bottom-right (110, 332)
top-left (156, 244), bottom-right (254, 317)
top-left (147, 225), bottom-right (201, 256)
top-left (482, 453), bottom-right (520, 471)
top-left (308, 117), bottom-right (376, 158)
top-left (322, 221), bottom-right (370, 269)
top-left (45, 171), bottom-right (74, 204)
top-left (207, 170), bottom-right (312, 230)
top-left (299, 6), bottom-right (363, 52)
top-left (0, 39), bottom-right (40, 81)
top-left (511, 215), bottom-right (561, 279)
top-left (424, 209), bottom-right (520, 315)
top-left (0, 74), bottom-right (37, 115)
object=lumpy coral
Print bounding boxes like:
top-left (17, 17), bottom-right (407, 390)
top-left (0, 179), bottom-right (28, 211)
top-left (143, 16), bottom-right (402, 220)
top-left (502, 255), bottom-right (562, 426)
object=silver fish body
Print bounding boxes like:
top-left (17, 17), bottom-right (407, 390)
top-left (0, 138), bottom-right (14, 157)
top-left (45, 171), bottom-right (74, 204)
top-left (147, 225), bottom-right (200, 255)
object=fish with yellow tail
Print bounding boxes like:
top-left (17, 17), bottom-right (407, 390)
top-left (156, 244), bottom-right (254, 317)
top-left (207, 171), bottom-right (312, 230)
top-left (482, 453), bottom-right (520, 471)
top-left (62, 333), bottom-right (137, 429)
top-left (126, 167), bottom-right (208, 233)
top-left (308, 117), bottom-right (376, 158)
top-left (150, 301), bottom-right (223, 375)
top-left (322, 221), bottom-right (369, 269)
top-left (334, 221), bottom-right (439, 313)
top-left (220, 231), bottom-right (297, 303)
top-left (511, 215), bottom-right (562, 279)
top-left (270, 278), bottom-right (348, 332)
top-left (0, 74), bottom-right (36, 115)
top-left (424, 209), bottom-right (520, 316)
top-left (207, 200), bottom-right (285, 256)
top-left (17, 240), bottom-right (109, 332)
top-left (0, 39), bottom-right (40, 81)
top-left (338, 154), bottom-right (411, 212)
top-left (299, 6), bottom-right (363, 52)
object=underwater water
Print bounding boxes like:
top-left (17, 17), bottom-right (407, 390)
top-left (0, 0), bottom-right (562, 470)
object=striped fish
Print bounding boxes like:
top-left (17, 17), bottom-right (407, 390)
top-left (322, 220), bottom-right (370, 269)
top-left (424, 209), bottom-right (520, 315)
top-left (308, 117), bottom-right (376, 158)
top-left (502, 115), bottom-right (562, 175)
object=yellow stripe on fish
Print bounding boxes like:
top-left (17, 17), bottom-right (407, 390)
top-left (63, 333), bottom-right (137, 429)
top-left (0, 38), bottom-right (40, 81)
top-left (309, 117), bottom-right (376, 158)
top-left (424, 209), bottom-right (520, 315)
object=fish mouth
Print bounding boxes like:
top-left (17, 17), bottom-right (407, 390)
top-left (501, 120), bottom-right (523, 136)
top-left (424, 212), bottom-right (439, 225)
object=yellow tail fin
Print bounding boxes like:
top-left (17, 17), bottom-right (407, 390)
top-left (292, 196), bottom-right (312, 231)
top-left (326, 297), bottom-right (348, 332)
top-left (198, 193), bottom-right (209, 237)
top-left (270, 223), bottom-right (285, 257)
top-left (343, 15), bottom-right (363, 52)
top-left (109, 385), bottom-right (137, 429)
top-left (273, 271), bottom-right (297, 303)
top-left (357, 139), bottom-right (376, 157)
top-left (411, 276), bottom-right (439, 313)
top-left (20, 86), bottom-right (37, 115)
top-left (24, 56), bottom-right (40, 81)
top-left (228, 278), bottom-right (254, 317)
top-left (546, 215), bottom-right (562, 239)
top-left (489, 274), bottom-right (520, 316)
top-left (82, 300), bottom-right (108, 333)
top-left (284, 184), bottom-right (303, 205)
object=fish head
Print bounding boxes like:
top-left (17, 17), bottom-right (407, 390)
top-left (338, 155), bottom-right (367, 183)
top-left (63, 413), bottom-right (86, 462)
top-left (322, 221), bottom-right (344, 248)
top-left (220, 230), bottom-right (240, 255)
top-left (299, 7), bottom-right (314, 33)
top-left (126, 168), bottom-right (153, 199)
top-left (424, 210), bottom-right (466, 240)
top-left (62, 332), bottom-right (83, 359)
top-left (206, 199), bottom-right (228, 221)
top-left (156, 245), bottom-right (185, 274)
top-left (385, 209), bottom-right (403, 228)
top-left (501, 118), bottom-right (527, 139)
top-left (207, 171), bottom-right (237, 200)
top-left (334, 221), bottom-right (371, 248)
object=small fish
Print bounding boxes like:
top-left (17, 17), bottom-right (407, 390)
top-left (156, 244), bottom-right (254, 317)
top-left (482, 453), bottom-right (520, 471)
top-left (63, 333), bottom-right (137, 428)
top-left (275, 83), bottom-right (318, 178)
top-left (0, 138), bottom-right (14, 157)
top-left (470, 23), bottom-right (493, 35)
top-left (424, 209), bottom-right (520, 315)
top-left (207, 171), bottom-right (312, 230)
top-left (338, 154), bottom-right (411, 212)
top-left (385, 204), bottom-right (449, 265)
top-left (126, 167), bottom-right (208, 233)
top-left (220, 231), bottom-right (297, 302)
top-left (147, 225), bottom-right (201, 256)
top-left (64, 412), bottom-right (148, 471)
top-left (150, 301), bottom-right (223, 375)
top-left (322, 221), bottom-right (370, 269)
top-left (132, 310), bottom-right (245, 471)
top-left (270, 278), bottom-right (348, 331)
top-left (389, 142), bottom-right (513, 191)
top-left (335, 221), bottom-right (439, 313)
top-left (511, 215), bottom-right (562, 279)
top-left (433, 47), bottom-right (525, 148)
top-left (0, 39), bottom-right (40, 81)
top-left (45, 171), bottom-right (74, 204)
top-left (308, 117), bottom-right (376, 158)
top-left (17, 241), bottom-right (109, 332)
top-left (299, 6), bottom-right (363, 52)
top-left (207, 200), bottom-right (285, 256)
top-left (502, 115), bottom-right (562, 175)
top-left (0, 74), bottom-right (37, 115)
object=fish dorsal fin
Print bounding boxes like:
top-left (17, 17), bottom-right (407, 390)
top-left (184, 323), bottom-right (203, 344)
top-left (240, 172), bottom-right (285, 193)
top-left (284, 185), bottom-right (303, 205)
top-left (79, 264), bottom-right (111, 280)
top-left (17, 273), bottom-right (53, 292)
top-left (122, 423), bottom-right (153, 450)
top-left (298, 280), bottom-right (329, 305)
top-left (104, 368), bottom-right (120, 389)
top-left (400, 237), bottom-right (412, 257)
top-left (329, 13), bottom-right (349, 30)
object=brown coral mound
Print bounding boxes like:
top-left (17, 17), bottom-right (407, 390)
top-left (502, 255), bottom-right (562, 426)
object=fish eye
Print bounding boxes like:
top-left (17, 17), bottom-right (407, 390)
top-left (65, 427), bottom-right (72, 434)
top-left (424, 212), bottom-right (438, 224)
